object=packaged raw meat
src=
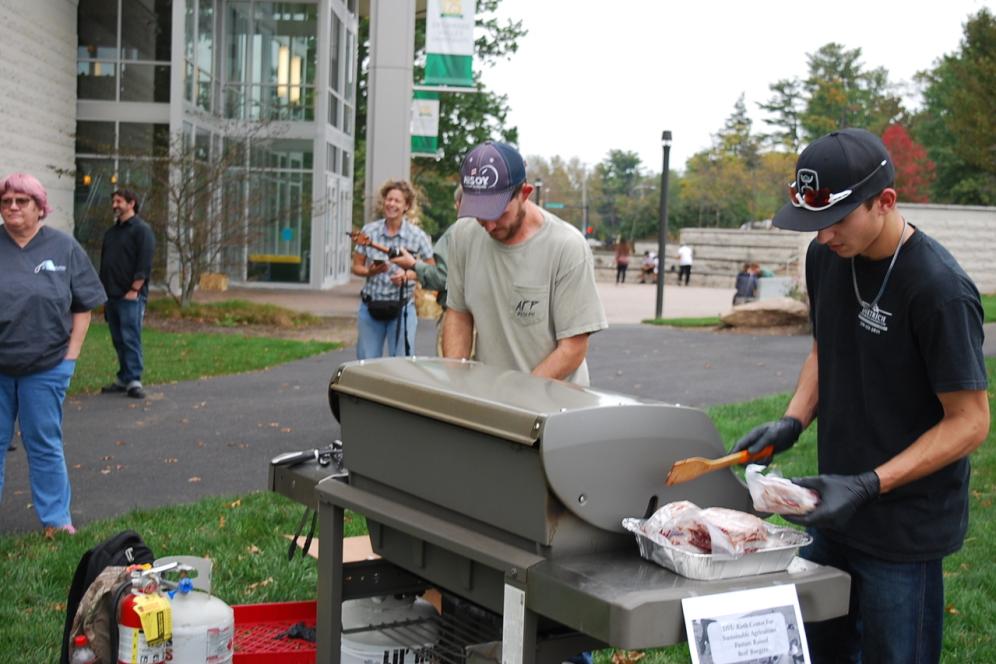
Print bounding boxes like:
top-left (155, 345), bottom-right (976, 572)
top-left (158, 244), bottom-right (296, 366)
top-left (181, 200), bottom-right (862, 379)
top-left (745, 464), bottom-right (820, 515)
top-left (699, 507), bottom-right (769, 556)
top-left (643, 501), bottom-right (769, 556)
top-left (644, 500), bottom-right (710, 552)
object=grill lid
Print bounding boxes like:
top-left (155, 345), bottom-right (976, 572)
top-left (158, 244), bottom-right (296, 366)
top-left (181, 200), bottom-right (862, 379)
top-left (330, 357), bottom-right (642, 446)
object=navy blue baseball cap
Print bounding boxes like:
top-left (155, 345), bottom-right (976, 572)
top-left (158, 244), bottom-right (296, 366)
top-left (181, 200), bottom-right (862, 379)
top-left (773, 128), bottom-right (896, 232)
top-left (458, 141), bottom-right (527, 221)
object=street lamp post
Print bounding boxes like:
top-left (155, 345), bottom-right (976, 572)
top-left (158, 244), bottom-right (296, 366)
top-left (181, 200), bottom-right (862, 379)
top-left (581, 167), bottom-right (589, 234)
top-left (534, 178), bottom-right (544, 208)
top-left (655, 131), bottom-right (672, 320)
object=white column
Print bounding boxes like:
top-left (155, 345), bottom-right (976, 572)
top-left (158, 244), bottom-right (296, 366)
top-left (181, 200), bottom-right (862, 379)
top-left (363, 0), bottom-right (415, 222)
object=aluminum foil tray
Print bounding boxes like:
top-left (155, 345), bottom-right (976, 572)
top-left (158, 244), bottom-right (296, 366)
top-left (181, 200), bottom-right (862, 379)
top-left (621, 518), bottom-right (812, 581)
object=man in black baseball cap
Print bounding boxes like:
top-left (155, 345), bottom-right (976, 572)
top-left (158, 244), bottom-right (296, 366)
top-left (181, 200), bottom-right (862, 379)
top-left (731, 128), bottom-right (989, 661)
top-left (442, 140), bottom-right (607, 386)
top-left (773, 128), bottom-right (896, 233)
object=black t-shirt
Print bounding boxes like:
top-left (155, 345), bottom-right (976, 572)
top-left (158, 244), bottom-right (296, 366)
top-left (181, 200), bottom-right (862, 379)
top-left (100, 215), bottom-right (156, 298)
top-left (0, 226), bottom-right (107, 376)
top-left (806, 227), bottom-right (987, 561)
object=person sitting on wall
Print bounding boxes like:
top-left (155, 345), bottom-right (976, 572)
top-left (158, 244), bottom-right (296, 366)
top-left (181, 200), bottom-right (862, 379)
top-left (639, 251), bottom-right (656, 283)
top-left (733, 263), bottom-right (759, 305)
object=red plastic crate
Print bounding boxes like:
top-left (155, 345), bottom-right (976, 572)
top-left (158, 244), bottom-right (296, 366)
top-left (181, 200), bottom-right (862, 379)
top-left (233, 600), bottom-right (317, 663)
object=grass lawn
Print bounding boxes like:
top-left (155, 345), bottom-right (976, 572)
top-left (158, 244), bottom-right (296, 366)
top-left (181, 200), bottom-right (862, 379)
top-left (72, 323), bottom-right (338, 395)
top-left (1, 360), bottom-right (992, 661)
top-left (982, 293), bottom-right (996, 323)
top-left (146, 298), bottom-right (325, 328)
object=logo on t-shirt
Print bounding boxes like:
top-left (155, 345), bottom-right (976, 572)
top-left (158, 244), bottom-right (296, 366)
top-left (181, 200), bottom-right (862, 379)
top-left (514, 297), bottom-right (541, 322)
top-left (857, 305), bottom-right (891, 335)
top-left (34, 260), bottom-right (67, 273)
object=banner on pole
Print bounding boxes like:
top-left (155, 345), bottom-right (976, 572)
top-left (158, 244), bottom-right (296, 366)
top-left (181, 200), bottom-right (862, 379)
top-left (424, 0), bottom-right (475, 87)
top-left (411, 91), bottom-right (441, 156)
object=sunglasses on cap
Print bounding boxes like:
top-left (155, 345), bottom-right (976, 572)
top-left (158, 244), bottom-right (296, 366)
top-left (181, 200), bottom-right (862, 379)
top-left (788, 159), bottom-right (888, 212)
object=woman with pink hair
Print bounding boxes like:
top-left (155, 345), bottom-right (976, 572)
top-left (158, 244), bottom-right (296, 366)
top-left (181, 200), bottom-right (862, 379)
top-left (0, 173), bottom-right (106, 537)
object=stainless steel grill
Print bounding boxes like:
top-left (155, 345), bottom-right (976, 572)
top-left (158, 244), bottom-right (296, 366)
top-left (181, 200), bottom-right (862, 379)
top-left (271, 357), bottom-right (850, 664)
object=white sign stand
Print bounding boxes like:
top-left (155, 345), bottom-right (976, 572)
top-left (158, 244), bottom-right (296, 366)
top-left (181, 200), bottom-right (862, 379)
top-left (681, 584), bottom-right (810, 664)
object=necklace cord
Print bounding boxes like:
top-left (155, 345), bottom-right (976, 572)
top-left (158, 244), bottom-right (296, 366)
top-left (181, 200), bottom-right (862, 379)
top-left (851, 217), bottom-right (909, 311)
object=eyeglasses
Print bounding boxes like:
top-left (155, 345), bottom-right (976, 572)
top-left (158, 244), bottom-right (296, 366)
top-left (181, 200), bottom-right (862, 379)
top-left (0, 196), bottom-right (33, 210)
top-left (788, 159), bottom-right (888, 212)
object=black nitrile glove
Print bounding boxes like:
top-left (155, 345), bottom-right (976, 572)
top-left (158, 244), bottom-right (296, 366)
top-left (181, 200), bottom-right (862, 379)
top-left (783, 471), bottom-right (881, 530)
top-left (729, 416), bottom-right (803, 465)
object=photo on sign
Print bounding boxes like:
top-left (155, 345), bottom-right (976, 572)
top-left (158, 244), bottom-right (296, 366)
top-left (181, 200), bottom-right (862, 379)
top-left (682, 585), bottom-right (809, 664)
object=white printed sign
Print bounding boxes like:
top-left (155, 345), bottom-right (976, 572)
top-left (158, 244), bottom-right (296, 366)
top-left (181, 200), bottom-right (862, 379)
top-left (681, 584), bottom-right (810, 664)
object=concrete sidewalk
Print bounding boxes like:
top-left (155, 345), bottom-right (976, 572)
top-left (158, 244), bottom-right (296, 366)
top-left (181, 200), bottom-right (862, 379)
top-left (192, 277), bottom-right (735, 324)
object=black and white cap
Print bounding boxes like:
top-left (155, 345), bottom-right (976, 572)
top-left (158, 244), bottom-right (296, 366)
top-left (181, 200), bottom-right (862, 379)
top-left (773, 128), bottom-right (896, 232)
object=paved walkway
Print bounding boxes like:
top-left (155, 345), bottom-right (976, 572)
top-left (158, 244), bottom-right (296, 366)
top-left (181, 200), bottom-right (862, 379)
top-left (1, 280), bottom-right (993, 534)
top-left (192, 277), bottom-right (737, 323)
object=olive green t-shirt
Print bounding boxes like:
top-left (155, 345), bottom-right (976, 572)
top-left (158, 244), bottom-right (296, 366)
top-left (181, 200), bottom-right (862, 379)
top-left (446, 211), bottom-right (607, 385)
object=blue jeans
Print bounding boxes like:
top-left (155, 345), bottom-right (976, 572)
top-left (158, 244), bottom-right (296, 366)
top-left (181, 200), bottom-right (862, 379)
top-left (105, 296), bottom-right (146, 386)
top-left (0, 360), bottom-right (76, 528)
top-left (356, 300), bottom-right (417, 359)
top-left (801, 528), bottom-right (943, 663)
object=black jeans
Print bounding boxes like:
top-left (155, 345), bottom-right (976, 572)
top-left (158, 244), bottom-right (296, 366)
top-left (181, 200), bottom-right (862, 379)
top-left (800, 529), bottom-right (944, 663)
top-left (678, 264), bottom-right (691, 285)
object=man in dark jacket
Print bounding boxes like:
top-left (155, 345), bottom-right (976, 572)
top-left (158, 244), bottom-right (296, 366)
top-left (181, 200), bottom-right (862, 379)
top-left (99, 189), bottom-right (156, 399)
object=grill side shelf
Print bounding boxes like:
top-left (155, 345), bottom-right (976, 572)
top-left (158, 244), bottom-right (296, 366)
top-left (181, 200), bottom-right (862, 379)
top-left (317, 479), bottom-right (545, 580)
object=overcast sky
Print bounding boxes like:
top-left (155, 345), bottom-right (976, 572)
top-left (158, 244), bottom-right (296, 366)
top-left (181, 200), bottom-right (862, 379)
top-left (476, 0), bottom-right (994, 172)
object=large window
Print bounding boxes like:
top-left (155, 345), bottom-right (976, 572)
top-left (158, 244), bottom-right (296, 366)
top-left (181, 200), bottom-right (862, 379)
top-left (78, 0), bottom-right (172, 103)
top-left (184, 0), bottom-right (216, 110)
top-left (243, 139), bottom-right (314, 283)
top-left (326, 8), bottom-right (356, 135)
top-left (74, 121), bottom-right (169, 261)
top-left (224, 2), bottom-right (318, 121)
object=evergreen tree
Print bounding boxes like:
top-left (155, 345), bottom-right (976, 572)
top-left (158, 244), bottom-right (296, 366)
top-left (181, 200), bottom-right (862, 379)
top-left (801, 43), bottom-right (903, 140)
top-left (758, 78), bottom-right (804, 152)
top-left (913, 9), bottom-right (996, 204)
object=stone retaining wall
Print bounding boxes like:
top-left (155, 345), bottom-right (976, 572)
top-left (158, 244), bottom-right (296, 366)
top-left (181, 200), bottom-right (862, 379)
top-left (599, 204), bottom-right (996, 292)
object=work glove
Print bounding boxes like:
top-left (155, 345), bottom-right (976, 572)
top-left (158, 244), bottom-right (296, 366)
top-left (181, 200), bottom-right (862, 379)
top-left (783, 472), bottom-right (881, 531)
top-left (729, 416), bottom-right (803, 465)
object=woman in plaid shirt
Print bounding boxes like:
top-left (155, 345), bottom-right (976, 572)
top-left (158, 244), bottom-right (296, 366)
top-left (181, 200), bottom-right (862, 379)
top-left (351, 180), bottom-right (434, 358)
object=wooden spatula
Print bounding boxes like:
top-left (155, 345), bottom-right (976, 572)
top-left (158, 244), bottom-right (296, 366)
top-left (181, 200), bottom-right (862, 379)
top-left (665, 445), bottom-right (774, 486)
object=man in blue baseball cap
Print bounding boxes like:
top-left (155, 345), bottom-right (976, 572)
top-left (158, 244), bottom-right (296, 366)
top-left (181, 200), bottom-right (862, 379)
top-left (730, 128), bottom-right (989, 662)
top-left (442, 141), bottom-right (607, 385)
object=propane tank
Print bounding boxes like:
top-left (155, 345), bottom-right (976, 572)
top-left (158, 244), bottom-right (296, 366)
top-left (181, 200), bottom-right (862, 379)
top-left (341, 595), bottom-right (438, 664)
top-left (117, 565), bottom-right (174, 664)
top-left (158, 556), bottom-right (234, 664)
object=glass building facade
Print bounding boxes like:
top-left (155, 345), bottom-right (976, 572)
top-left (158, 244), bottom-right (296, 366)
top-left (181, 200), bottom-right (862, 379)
top-left (75, 0), bottom-right (358, 287)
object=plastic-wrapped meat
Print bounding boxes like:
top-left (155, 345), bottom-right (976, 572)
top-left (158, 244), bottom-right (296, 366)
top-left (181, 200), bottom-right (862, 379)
top-left (745, 464), bottom-right (819, 515)
top-left (644, 501), bottom-right (770, 556)
top-left (698, 507), bottom-right (769, 555)
top-left (645, 501), bottom-right (711, 553)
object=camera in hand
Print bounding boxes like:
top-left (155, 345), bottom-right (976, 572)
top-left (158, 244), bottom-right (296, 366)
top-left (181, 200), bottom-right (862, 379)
top-left (347, 231), bottom-right (411, 261)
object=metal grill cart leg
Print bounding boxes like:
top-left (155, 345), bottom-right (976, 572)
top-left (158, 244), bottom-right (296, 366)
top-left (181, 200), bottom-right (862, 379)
top-left (502, 581), bottom-right (537, 664)
top-left (317, 501), bottom-right (344, 664)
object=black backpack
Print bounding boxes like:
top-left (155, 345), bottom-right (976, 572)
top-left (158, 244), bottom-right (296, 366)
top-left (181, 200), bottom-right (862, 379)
top-left (61, 530), bottom-right (155, 664)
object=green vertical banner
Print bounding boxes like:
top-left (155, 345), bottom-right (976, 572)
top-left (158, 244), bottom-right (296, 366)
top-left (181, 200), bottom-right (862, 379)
top-left (411, 91), bottom-right (440, 156)
top-left (423, 0), bottom-right (475, 87)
